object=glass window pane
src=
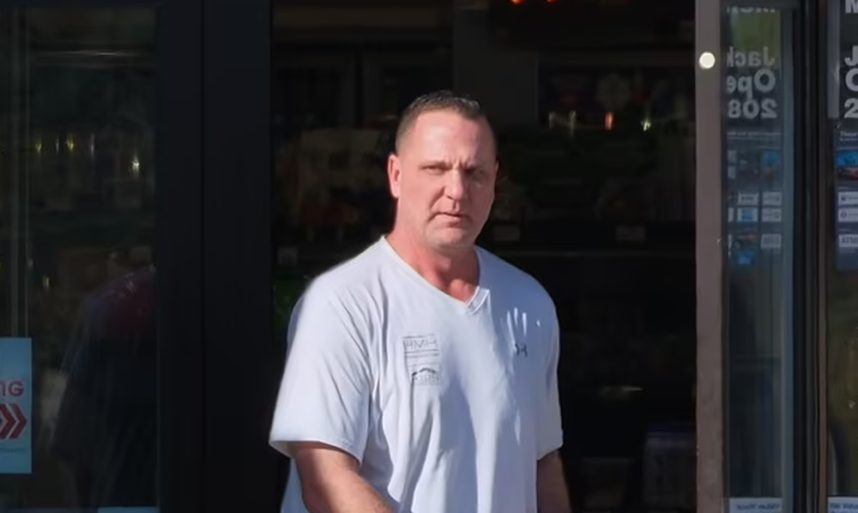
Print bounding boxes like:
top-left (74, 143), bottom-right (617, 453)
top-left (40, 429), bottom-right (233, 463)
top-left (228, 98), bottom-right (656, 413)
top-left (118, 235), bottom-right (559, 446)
top-left (0, 9), bottom-right (157, 511)
top-left (722, 5), bottom-right (796, 513)
top-left (828, 0), bottom-right (858, 507)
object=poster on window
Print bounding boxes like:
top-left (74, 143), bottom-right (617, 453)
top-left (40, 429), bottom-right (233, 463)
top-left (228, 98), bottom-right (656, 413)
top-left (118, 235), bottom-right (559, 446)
top-left (0, 338), bottom-right (32, 474)
top-left (729, 497), bottom-right (782, 513)
top-left (723, 7), bottom-right (786, 269)
top-left (830, 497), bottom-right (858, 513)
top-left (835, 0), bottom-right (858, 270)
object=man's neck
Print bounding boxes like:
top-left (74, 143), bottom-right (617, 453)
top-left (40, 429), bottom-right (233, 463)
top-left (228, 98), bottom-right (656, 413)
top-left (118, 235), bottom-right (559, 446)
top-left (385, 231), bottom-right (479, 303)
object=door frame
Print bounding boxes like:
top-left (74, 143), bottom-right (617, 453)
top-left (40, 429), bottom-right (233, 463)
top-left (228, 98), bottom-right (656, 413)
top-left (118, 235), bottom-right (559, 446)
top-left (201, 1), bottom-right (280, 512)
top-left (694, 0), bottom-right (726, 510)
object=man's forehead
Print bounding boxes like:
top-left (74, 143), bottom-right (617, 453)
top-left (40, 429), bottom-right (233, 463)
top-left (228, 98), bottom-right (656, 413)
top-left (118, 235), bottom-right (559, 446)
top-left (402, 110), bottom-right (496, 153)
top-left (411, 109), bottom-right (490, 132)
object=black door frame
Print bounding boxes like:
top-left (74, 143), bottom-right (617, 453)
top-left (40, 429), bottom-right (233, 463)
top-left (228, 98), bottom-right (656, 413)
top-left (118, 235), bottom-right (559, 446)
top-left (202, 1), bottom-right (279, 512)
top-left (161, 0), bottom-right (279, 510)
top-left (157, 0), bottom-right (205, 511)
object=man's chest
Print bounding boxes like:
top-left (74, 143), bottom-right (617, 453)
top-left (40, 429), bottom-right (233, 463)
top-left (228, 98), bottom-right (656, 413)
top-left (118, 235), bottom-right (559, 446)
top-left (372, 307), bottom-right (543, 415)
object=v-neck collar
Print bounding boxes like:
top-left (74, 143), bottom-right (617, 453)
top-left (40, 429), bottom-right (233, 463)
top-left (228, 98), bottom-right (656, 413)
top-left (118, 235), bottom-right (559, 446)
top-left (379, 236), bottom-right (489, 315)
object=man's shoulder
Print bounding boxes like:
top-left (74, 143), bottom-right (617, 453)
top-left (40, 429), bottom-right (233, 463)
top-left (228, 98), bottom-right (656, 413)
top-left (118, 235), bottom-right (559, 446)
top-left (478, 247), bottom-right (556, 310)
top-left (302, 239), bottom-right (389, 299)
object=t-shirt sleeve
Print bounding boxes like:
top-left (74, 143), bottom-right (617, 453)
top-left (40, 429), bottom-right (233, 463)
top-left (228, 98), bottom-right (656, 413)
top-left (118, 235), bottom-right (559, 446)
top-left (537, 313), bottom-right (564, 459)
top-left (269, 287), bottom-right (372, 463)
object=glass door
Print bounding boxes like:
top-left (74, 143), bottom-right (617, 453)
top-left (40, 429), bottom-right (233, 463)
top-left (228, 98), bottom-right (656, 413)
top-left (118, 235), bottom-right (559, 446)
top-left (0, 8), bottom-right (158, 510)
top-left (695, 2), bottom-right (803, 513)
top-left (0, 4), bottom-right (205, 512)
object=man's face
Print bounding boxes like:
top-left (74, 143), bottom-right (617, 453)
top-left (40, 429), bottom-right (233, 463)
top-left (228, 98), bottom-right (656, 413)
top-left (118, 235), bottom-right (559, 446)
top-left (388, 109), bottom-right (498, 254)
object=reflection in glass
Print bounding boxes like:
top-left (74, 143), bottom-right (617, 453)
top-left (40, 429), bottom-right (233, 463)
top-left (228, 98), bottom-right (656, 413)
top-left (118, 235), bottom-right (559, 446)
top-left (0, 9), bottom-right (157, 510)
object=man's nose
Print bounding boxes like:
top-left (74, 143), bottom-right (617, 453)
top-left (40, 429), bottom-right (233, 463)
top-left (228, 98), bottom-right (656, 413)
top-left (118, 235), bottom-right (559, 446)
top-left (445, 168), bottom-right (468, 200)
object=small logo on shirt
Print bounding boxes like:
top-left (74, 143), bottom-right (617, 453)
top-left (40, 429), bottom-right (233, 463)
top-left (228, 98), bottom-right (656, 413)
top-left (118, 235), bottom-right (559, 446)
top-left (514, 343), bottom-right (528, 358)
top-left (403, 334), bottom-right (440, 386)
top-left (410, 366), bottom-right (439, 385)
top-left (403, 335), bottom-right (439, 354)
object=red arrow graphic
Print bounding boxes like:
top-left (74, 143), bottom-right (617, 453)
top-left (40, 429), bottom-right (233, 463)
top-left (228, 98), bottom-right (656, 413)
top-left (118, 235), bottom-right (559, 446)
top-left (0, 404), bottom-right (14, 439)
top-left (8, 403), bottom-right (26, 439)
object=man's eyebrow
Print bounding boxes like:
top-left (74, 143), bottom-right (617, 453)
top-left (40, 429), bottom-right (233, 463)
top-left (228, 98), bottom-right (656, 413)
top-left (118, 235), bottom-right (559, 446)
top-left (419, 160), bottom-right (451, 168)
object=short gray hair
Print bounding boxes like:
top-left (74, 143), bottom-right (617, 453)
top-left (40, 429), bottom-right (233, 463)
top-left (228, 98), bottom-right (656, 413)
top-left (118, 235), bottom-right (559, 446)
top-left (394, 90), bottom-right (495, 153)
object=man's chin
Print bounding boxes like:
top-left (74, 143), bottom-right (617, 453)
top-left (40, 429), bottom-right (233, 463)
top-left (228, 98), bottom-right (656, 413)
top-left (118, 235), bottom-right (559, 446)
top-left (427, 231), bottom-right (477, 254)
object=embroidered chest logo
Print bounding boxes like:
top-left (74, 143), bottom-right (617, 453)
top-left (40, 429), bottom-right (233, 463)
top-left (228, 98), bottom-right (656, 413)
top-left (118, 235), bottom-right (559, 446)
top-left (514, 342), bottom-right (528, 358)
top-left (403, 334), bottom-right (440, 385)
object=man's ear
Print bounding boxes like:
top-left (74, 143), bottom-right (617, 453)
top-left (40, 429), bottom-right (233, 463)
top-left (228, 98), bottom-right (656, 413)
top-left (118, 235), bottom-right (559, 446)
top-left (387, 153), bottom-right (402, 199)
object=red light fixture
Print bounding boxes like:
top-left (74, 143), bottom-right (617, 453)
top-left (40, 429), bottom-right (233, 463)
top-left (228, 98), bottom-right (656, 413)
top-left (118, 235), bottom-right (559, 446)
top-left (510, 0), bottom-right (525, 5)
top-left (604, 112), bottom-right (614, 131)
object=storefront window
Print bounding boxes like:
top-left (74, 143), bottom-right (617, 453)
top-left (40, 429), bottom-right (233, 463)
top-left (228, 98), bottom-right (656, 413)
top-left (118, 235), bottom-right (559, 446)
top-left (827, 0), bottom-right (858, 507)
top-left (272, 1), bottom-right (696, 510)
top-left (0, 9), bottom-right (157, 511)
top-left (721, 5), bottom-right (796, 513)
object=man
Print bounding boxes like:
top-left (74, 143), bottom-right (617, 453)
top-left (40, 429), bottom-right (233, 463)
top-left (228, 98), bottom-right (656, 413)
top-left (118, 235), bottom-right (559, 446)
top-left (270, 91), bottom-right (571, 513)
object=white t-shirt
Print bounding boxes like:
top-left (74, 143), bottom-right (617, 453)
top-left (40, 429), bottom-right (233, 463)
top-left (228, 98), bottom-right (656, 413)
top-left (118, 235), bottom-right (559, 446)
top-left (270, 237), bottom-right (563, 513)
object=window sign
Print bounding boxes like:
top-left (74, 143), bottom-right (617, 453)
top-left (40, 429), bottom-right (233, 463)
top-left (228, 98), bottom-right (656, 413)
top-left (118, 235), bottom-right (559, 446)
top-left (729, 498), bottom-right (783, 513)
top-left (835, 0), bottom-right (858, 269)
top-left (724, 7), bottom-right (786, 269)
top-left (0, 338), bottom-right (32, 474)
top-left (830, 497), bottom-right (858, 513)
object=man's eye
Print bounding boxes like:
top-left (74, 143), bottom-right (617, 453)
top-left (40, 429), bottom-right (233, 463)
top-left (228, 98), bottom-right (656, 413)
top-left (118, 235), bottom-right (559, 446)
top-left (469, 169), bottom-right (487, 180)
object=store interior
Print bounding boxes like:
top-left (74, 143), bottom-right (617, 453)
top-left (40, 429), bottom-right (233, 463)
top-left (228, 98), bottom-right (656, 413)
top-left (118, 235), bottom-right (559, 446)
top-left (271, 1), bottom-right (697, 511)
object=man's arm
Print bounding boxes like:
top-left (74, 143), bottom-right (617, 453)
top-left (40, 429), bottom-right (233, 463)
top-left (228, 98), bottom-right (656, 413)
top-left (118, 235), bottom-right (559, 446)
top-left (537, 450), bottom-right (572, 513)
top-left (290, 442), bottom-right (392, 513)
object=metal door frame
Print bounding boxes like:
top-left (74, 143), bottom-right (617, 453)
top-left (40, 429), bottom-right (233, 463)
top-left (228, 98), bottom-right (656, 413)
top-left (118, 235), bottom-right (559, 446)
top-left (694, 0), bottom-right (726, 508)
